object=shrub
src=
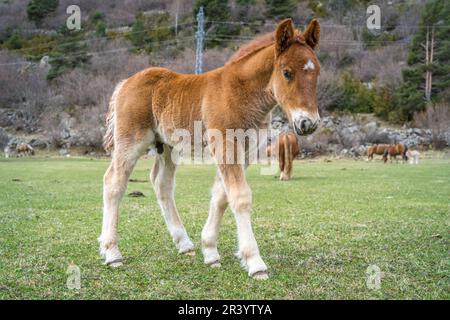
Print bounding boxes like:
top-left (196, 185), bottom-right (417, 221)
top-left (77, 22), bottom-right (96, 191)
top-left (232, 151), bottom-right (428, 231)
top-left (27, 0), bottom-right (59, 25)
top-left (373, 86), bottom-right (395, 121)
top-left (334, 73), bottom-right (383, 114)
top-left (47, 31), bottom-right (89, 80)
top-left (96, 21), bottom-right (107, 37)
top-left (20, 34), bottom-right (57, 60)
top-left (129, 11), bottom-right (175, 53)
top-left (4, 31), bottom-right (22, 50)
top-left (414, 103), bottom-right (450, 149)
top-left (361, 29), bottom-right (396, 49)
top-left (317, 69), bottom-right (343, 112)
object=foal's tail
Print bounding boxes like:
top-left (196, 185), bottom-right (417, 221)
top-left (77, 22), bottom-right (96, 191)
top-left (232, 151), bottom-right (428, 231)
top-left (103, 80), bottom-right (125, 152)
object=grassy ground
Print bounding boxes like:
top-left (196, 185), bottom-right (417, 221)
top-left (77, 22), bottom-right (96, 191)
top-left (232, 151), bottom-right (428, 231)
top-left (0, 156), bottom-right (449, 300)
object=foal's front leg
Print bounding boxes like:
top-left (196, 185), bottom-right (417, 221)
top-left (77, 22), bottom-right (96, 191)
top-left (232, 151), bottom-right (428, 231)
top-left (218, 164), bottom-right (268, 279)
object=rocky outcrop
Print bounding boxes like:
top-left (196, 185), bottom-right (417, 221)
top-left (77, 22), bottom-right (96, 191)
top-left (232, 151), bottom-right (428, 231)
top-left (270, 114), bottom-right (447, 158)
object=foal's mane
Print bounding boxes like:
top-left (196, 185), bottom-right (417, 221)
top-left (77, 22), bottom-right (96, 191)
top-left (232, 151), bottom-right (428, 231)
top-left (226, 30), bottom-right (305, 65)
top-left (226, 32), bottom-right (275, 65)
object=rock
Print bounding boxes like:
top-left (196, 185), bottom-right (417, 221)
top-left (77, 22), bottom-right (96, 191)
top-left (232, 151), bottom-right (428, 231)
top-left (61, 128), bottom-right (71, 140)
top-left (39, 56), bottom-right (50, 69)
top-left (340, 125), bottom-right (364, 147)
top-left (355, 145), bottom-right (367, 156)
top-left (59, 148), bottom-right (69, 156)
top-left (29, 138), bottom-right (49, 149)
top-left (363, 121), bottom-right (378, 136)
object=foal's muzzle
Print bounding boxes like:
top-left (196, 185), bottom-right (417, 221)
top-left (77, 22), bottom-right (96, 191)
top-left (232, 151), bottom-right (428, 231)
top-left (293, 117), bottom-right (319, 136)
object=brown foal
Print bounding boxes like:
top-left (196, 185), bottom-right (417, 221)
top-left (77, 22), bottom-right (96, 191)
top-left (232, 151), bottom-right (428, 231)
top-left (99, 18), bottom-right (321, 279)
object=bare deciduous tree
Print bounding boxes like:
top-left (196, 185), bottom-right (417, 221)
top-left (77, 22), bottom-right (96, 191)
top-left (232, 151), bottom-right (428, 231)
top-left (414, 103), bottom-right (450, 149)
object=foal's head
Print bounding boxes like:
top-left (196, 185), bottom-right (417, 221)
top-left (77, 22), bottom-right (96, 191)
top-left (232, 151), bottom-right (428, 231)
top-left (270, 19), bottom-right (321, 136)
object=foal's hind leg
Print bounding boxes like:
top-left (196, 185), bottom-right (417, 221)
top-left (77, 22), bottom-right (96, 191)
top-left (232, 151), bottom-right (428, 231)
top-left (99, 138), bottom-right (148, 266)
top-left (150, 144), bottom-right (194, 255)
top-left (202, 172), bottom-right (228, 267)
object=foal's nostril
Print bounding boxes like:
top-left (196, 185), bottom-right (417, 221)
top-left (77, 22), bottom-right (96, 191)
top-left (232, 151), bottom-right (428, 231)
top-left (300, 119), bottom-right (307, 132)
top-left (294, 117), bottom-right (314, 135)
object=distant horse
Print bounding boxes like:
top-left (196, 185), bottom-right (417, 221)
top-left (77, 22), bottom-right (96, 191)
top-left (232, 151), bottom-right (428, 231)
top-left (267, 132), bottom-right (300, 180)
top-left (367, 144), bottom-right (389, 161)
top-left (406, 150), bottom-right (420, 164)
top-left (99, 19), bottom-right (322, 279)
top-left (383, 144), bottom-right (408, 163)
top-left (16, 143), bottom-right (34, 157)
top-left (4, 145), bottom-right (13, 158)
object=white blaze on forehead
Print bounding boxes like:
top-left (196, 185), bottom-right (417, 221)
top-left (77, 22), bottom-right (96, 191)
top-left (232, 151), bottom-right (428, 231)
top-left (303, 59), bottom-right (315, 71)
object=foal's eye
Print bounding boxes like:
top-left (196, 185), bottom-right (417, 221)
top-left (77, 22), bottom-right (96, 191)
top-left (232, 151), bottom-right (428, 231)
top-left (283, 70), bottom-right (293, 80)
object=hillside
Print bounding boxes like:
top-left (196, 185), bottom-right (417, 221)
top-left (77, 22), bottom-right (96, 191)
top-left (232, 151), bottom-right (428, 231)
top-left (0, 0), bottom-right (449, 155)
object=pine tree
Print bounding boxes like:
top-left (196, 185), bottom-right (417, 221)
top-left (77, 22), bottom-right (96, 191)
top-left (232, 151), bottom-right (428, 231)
top-left (47, 30), bottom-right (88, 80)
top-left (265, 0), bottom-right (296, 19)
top-left (5, 32), bottom-right (22, 50)
top-left (27, 0), bottom-right (59, 25)
top-left (129, 13), bottom-right (146, 49)
top-left (394, 0), bottom-right (450, 122)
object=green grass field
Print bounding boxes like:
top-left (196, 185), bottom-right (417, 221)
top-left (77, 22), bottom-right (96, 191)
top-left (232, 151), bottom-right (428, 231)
top-left (0, 156), bottom-right (449, 299)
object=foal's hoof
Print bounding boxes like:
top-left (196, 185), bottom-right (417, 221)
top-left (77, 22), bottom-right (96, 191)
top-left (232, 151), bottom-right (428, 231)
top-left (183, 250), bottom-right (196, 256)
top-left (107, 259), bottom-right (124, 268)
top-left (104, 247), bottom-right (123, 267)
top-left (251, 271), bottom-right (269, 280)
top-left (207, 260), bottom-right (221, 268)
top-left (178, 239), bottom-right (195, 256)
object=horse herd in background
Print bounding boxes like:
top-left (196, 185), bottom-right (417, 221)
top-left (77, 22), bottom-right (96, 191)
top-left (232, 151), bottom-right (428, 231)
top-left (367, 143), bottom-right (420, 164)
top-left (265, 136), bottom-right (421, 181)
top-left (3, 136), bottom-right (421, 179)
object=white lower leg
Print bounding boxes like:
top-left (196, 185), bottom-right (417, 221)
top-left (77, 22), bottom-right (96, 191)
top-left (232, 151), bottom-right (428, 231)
top-left (152, 154), bottom-right (194, 254)
top-left (202, 226), bottom-right (221, 265)
top-left (218, 163), bottom-right (268, 279)
top-left (202, 180), bottom-right (227, 266)
top-left (169, 223), bottom-right (195, 254)
top-left (100, 171), bottom-right (126, 262)
top-left (202, 224), bottom-right (221, 266)
top-left (99, 158), bottom-right (136, 266)
top-left (99, 202), bottom-right (123, 265)
top-left (234, 212), bottom-right (267, 277)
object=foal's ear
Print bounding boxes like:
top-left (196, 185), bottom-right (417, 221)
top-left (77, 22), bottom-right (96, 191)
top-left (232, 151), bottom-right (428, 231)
top-left (303, 19), bottom-right (320, 50)
top-left (275, 18), bottom-right (295, 56)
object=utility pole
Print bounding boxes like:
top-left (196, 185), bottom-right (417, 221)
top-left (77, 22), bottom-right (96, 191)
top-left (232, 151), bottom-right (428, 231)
top-left (174, 0), bottom-right (179, 37)
top-left (195, 6), bottom-right (205, 74)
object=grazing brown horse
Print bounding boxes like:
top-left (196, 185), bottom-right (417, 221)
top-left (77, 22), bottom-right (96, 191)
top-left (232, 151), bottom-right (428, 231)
top-left (267, 132), bottom-right (300, 180)
top-left (100, 19), bottom-right (321, 279)
top-left (367, 144), bottom-right (389, 161)
top-left (383, 144), bottom-right (408, 163)
top-left (16, 143), bottom-right (34, 157)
